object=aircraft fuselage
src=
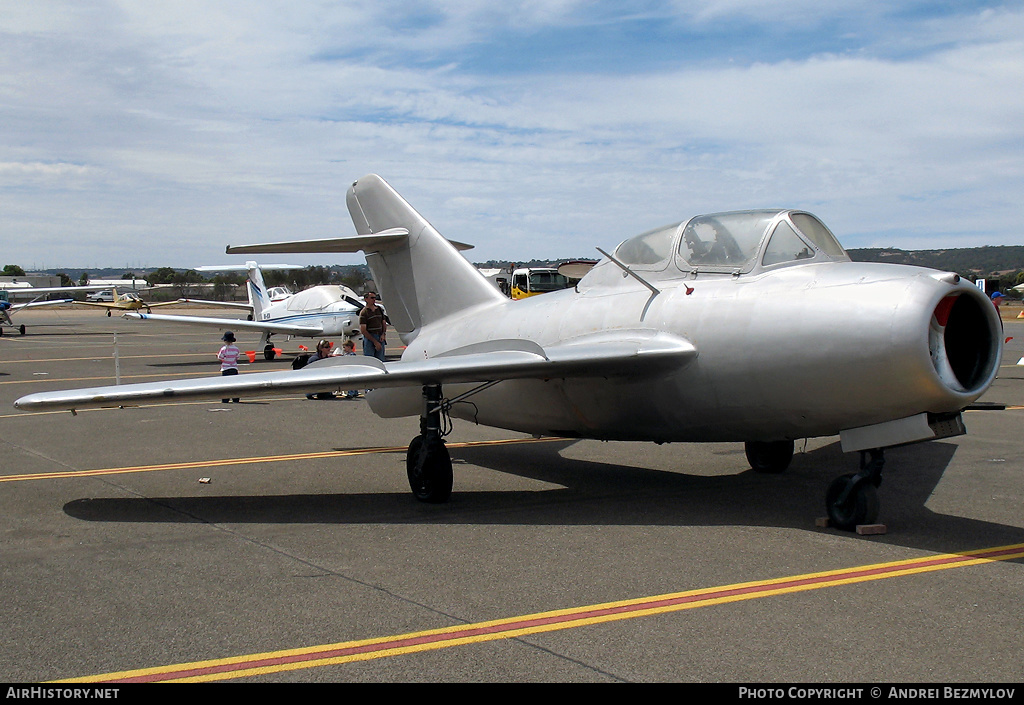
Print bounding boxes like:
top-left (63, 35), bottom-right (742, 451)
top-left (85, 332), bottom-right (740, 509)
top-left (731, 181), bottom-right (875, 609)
top-left (377, 260), bottom-right (1000, 443)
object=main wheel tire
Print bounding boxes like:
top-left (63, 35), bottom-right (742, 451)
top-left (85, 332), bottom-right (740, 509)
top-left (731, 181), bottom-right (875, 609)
top-left (825, 473), bottom-right (879, 531)
top-left (264, 345), bottom-right (276, 361)
top-left (19, 324), bottom-right (26, 335)
top-left (406, 435), bottom-right (453, 503)
top-left (745, 440), bottom-right (794, 473)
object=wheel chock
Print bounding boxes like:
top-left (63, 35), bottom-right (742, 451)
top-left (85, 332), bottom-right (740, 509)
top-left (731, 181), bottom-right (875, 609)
top-left (815, 517), bottom-right (887, 535)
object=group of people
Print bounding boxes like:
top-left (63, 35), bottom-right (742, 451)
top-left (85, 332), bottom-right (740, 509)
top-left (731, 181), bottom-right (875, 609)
top-left (216, 291), bottom-right (389, 404)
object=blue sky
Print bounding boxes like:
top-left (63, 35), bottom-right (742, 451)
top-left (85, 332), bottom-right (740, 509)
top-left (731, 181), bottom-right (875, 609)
top-left (1, 1), bottom-right (1022, 270)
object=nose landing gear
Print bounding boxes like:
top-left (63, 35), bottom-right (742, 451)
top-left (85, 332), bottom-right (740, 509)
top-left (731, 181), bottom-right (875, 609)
top-left (826, 449), bottom-right (883, 531)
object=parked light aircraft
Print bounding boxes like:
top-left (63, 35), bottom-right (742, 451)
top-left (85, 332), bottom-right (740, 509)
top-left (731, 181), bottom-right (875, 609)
top-left (123, 262), bottom-right (366, 360)
top-left (0, 283), bottom-right (108, 334)
top-left (72, 288), bottom-right (185, 317)
top-left (14, 175), bottom-right (1003, 530)
top-left (1, 292), bottom-right (71, 335)
top-left (171, 264), bottom-right (305, 316)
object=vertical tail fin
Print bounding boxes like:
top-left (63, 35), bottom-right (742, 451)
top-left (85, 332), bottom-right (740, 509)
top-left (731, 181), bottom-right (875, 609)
top-left (346, 175), bottom-right (505, 338)
top-left (246, 262), bottom-right (269, 320)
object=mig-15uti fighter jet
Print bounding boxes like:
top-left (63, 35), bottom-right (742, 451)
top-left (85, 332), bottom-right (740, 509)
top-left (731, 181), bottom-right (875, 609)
top-left (14, 175), bottom-right (1003, 530)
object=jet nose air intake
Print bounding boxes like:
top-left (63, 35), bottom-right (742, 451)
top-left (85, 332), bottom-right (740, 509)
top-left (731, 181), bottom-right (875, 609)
top-left (929, 292), bottom-right (1001, 394)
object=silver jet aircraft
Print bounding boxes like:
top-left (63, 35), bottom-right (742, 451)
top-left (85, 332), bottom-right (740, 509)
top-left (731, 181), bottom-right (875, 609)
top-left (14, 175), bottom-right (1003, 530)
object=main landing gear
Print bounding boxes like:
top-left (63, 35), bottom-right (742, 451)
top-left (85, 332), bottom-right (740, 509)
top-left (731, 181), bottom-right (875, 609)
top-left (745, 440), bottom-right (884, 531)
top-left (404, 381), bottom-right (500, 503)
top-left (407, 384), bottom-right (453, 503)
top-left (745, 440), bottom-right (794, 474)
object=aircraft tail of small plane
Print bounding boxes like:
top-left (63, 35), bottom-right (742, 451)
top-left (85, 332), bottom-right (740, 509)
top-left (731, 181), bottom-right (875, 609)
top-left (245, 261), bottom-right (270, 320)
top-left (227, 174), bottom-right (506, 340)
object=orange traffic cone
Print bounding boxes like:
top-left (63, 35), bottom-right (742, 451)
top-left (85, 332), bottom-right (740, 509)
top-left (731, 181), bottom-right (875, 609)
top-left (244, 350), bottom-right (256, 363)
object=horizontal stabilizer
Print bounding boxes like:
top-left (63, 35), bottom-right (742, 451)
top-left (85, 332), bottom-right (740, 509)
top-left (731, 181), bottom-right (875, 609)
top-left (195, 264), bottom-right (306, 272)
top-left (226, 228), bottom-right (473, 255)
top-left (14, 333), bottom-right (697, 412)
top-left (229, 228), bottom-right (409, 255)
top-left (175, 299), bottom-right (253, 310)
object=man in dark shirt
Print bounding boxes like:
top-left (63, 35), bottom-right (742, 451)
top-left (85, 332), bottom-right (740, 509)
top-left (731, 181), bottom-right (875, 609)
top-left (359, 292), bottom-right (387, 361)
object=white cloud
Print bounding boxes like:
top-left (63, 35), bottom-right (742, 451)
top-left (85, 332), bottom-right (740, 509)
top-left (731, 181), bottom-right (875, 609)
top-left (0, 1), bottom-right (1021, 269)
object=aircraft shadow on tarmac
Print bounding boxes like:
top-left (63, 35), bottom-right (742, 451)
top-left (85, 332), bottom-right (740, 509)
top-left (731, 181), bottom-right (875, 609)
top-left (63, 438), bottom-right (1024, 558)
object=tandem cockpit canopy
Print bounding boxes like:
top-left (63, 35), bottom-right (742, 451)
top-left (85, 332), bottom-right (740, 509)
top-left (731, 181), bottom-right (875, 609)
top-left (609, 209), bottom-right (849, 278)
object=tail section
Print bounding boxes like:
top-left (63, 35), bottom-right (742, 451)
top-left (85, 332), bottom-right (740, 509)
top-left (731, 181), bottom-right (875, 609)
top-left (225, 175), bottom-right (506, 341)
top-left (245, 262), bottom-right (270, 320)
top-left (346, 175), bottom-right (505, 338)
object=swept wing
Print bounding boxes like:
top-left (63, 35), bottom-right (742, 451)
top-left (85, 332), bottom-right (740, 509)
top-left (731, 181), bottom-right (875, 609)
top-left (14, 332), bottom-right (696, 411)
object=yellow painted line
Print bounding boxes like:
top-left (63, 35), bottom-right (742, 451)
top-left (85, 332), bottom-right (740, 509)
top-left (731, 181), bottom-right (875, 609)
top-left (0, 437), bottom-right (566, 483)
top-left (54, 543), bottom-right (1024, 683)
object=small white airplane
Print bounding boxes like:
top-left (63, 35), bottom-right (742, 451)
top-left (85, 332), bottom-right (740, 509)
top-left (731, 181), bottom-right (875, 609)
top-left (0, 283), bottom-right (108, 335)
top-left (122, 262), bottom-right (366, 360)
top-left (173, 264), bottom-right (306, 313)
top-left (14, 175), bottom-right (1004, 531)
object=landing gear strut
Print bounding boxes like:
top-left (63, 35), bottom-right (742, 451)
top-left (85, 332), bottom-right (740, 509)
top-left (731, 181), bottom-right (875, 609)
top-left (406, 384), bottom-right (453, 503)
top-left (826, 449), bottom-right (883, 531)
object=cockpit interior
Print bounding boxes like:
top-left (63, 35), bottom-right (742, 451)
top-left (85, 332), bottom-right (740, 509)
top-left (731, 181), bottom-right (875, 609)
top-left (611, 210), bottom-right (848, 278)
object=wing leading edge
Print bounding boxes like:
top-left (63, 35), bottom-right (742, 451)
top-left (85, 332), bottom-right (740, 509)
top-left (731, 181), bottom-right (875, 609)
top-left (14, 332), bottom-right (697, 412)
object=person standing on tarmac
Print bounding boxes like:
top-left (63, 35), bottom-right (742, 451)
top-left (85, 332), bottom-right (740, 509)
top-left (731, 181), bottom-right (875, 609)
top-left (359, 292), bottom-right (387, 361)
top-left (218, 331), bottom-right (241, 404)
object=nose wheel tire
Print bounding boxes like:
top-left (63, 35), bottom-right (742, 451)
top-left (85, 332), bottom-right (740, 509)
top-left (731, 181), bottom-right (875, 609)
top-left (826, 473), bottom-right (879, 531)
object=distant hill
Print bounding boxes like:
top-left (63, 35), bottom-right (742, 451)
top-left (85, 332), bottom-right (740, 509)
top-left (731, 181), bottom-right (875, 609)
top-left (847, 246), bottom-right (1024, 279)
